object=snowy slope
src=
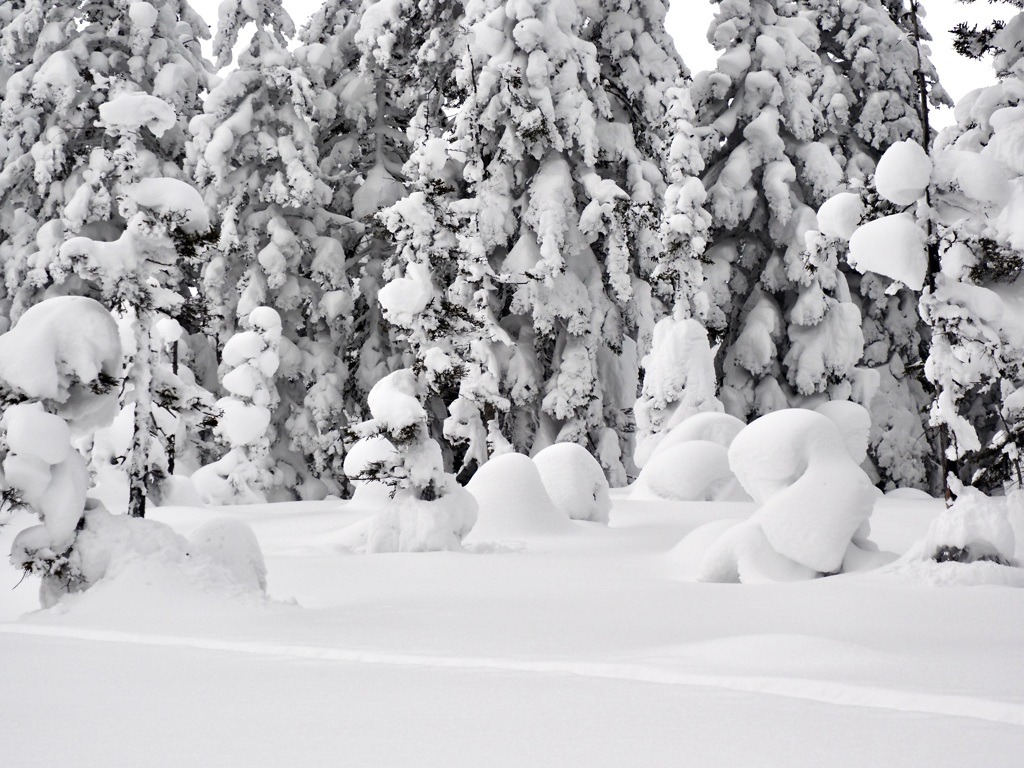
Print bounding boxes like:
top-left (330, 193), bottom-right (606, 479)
top-left (2, 495), bottom-right (1023, 766)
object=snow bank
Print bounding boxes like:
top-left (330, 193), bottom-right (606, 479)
top-left (188, 518), bottom-right (268, 592)
top-left (532, 443), bottom-right (611, 523)
top-left (464, 453), bottom-right (575, 543)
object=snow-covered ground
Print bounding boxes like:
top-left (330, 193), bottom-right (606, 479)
top-left (2, 493), bottom-right (1023, 767)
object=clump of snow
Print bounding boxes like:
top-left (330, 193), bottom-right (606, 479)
top-left (873, 140), bottom-right (932, 206)
top-left (3, 403), bottom-right (89, 548)
top-left (0, 296), bottom-right (122, 416)
top-left (532, 443), bottom-right (611, 523)
top-left (816, 192), bottom-right (864, 240)
top-left (98, 92), bottom-right (177, 138)
top-left (343, 436), bottom-right (398, 504)
top-left (700, 408), bottom-right (880, 581)
top-left (848, 213), bottom-right (927, 291)
top-left (128, 178), bottom-right (210, 233)
top-left (377, 263), bottom-right (434, 329)
top-left (464, 453), bottom-right (575, 543)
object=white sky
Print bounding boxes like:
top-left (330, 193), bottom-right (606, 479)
top-left (193, 0), bottom-right (1013, 125)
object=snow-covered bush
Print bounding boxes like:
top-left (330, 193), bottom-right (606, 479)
top-left (464, 453), bottom-right (574, 544)
top-left (642, 412), bottom-right (746, 467)
top-left (924, 488), bottom-right (1017, 566)
top-left (532, 443), bottom-right (611, 524)
top-left (349, 369), bottom-right (477, 552)
top-left (634, 441), bottom-right (745, 503)
top-left (700, 408), bottom-right (880, 582)
top-left (631, 412), bottom-right (748, 502)
top-left (192, 307), bottom-right (283, 505)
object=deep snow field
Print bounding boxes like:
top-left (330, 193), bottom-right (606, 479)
top-left (2, 490), bottom-right (1023, 767)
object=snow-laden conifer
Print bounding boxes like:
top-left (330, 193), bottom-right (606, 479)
top-left (0, 0), bottom-right (217, 517)
top-left (190, 0), bottom-right (352, 498)
top-left (379, 0), bottom-right (696, 484)
top-left (693, 0), bottom-right (946, 490)
top-left (839, 11), bottom-right (1024, 493)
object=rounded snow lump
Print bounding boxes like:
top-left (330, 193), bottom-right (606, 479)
top-left (532, 443), bottom-right (611, 523)
top-left (634, 441), bottom-right (739, 501)
top-left (648, 411), bottom-right (746, 464)
top-left (465, 453), bottom-right (574, 542)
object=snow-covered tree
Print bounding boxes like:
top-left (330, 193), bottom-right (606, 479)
top-left (0, 1), bottom-right (217, 517)
top-left (692, 0), bottom-right (947, 489)
top-left (189, 0), bottom-right (355, 498)
top-left (298, 0), bottom-right (461, 414)
top-left (839, 9), bottom-right (1024, 493)
top-left (379, 0), bottom-right (695, 484)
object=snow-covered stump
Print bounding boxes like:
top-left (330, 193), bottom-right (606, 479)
top-left (0, 297), bottom-right (123, 602)
top-left (700, 407), bottom-right (880, 582)
top-left (191, 308), bottom-right (282, 505)
top-left (349, 370), bottom-right (477, 553)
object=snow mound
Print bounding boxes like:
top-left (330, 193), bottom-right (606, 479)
top-left (188, 518), bottom-right (268, 592)
top-left (17, 507), bottom-right (268, 609)
top-left (464, 453), bottom-right (575, 542)
top-left (702, 409), bottom-right (880, 579)
top-left (366, 486), bottom-right (478, 553)
top-left (665, 518), bottom-right (744, 580)
top-left (633, 441), bottom-right (745, 502)
top-left (532, 443), bottom-right (611, 523)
